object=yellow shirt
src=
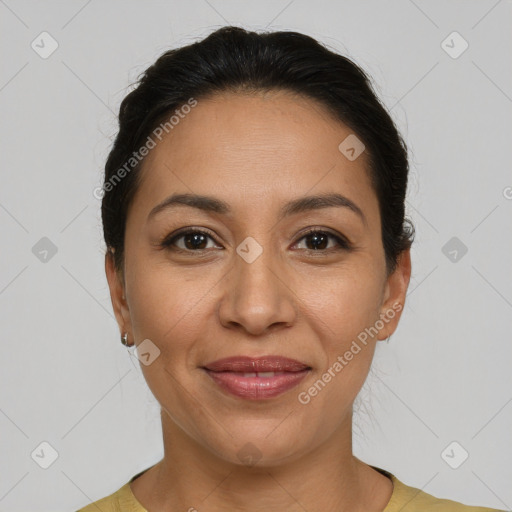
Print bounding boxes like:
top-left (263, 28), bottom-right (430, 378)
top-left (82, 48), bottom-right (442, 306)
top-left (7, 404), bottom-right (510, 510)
top-left (76, 465), bottom-right (505, 511)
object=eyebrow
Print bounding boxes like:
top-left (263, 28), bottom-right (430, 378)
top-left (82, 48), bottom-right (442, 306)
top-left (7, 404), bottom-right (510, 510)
top-left (147, 192), bottom-right (367, 226)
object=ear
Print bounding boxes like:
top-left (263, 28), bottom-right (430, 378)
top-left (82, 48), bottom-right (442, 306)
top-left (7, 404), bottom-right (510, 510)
top-left (377, 248), bottom-right (412, 340)
top-left (105, 249), bottom-right (132, 338)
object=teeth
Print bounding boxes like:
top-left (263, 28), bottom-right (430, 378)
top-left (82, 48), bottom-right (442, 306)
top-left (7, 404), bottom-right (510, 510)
top-left (240, 371), bottom-right (284, 378)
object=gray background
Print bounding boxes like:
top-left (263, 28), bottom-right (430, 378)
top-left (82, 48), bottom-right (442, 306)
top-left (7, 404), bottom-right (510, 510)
top-left (0, 1), bottom-right (511, 511)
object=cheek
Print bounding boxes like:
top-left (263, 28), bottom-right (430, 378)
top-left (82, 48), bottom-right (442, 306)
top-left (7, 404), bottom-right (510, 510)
top-left (297, 266), bottom-right (383, 343)
top-left (296, 272), bottom-right (380, 410)
top-left (125, 260), bottom-right (207, 349)
top-left (126, 265), bottom-right (209, 416)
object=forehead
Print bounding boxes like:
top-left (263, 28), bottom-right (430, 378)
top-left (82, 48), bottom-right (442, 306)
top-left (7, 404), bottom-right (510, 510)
top-left (131, 90), bottom-right (378, 225)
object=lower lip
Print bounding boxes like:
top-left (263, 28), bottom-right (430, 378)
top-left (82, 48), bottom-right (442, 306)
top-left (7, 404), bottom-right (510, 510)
top-left (204, 369), bottom-right (310, 400)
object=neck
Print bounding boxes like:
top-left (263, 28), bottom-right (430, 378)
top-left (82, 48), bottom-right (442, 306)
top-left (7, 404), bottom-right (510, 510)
top-left (131, 408), bottom-right (392, 512)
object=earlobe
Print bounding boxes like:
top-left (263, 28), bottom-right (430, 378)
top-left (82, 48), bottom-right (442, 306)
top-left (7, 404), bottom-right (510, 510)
top-left (377, 249), bottom-right (412, 341)
top-left (104, 250), bottom-right (132, 337)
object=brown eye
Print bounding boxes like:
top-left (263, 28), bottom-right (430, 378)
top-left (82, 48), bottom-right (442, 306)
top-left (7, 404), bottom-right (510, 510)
top-left (161, 229), bottom-right (221, 252)
top-left (294, 230), bottom-right (350, 252)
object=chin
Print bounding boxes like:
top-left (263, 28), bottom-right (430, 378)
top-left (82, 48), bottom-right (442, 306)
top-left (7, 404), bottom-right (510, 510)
top-left (208, 429), bottom-right (310, 469)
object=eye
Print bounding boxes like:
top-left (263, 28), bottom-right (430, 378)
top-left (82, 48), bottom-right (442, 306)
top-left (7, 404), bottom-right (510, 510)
top-left (160, 228), bottom-right (222, 252)
top-left (293, 229), bottom-right (351, 252)
top-left (160, 227), bottom-right (351, 254)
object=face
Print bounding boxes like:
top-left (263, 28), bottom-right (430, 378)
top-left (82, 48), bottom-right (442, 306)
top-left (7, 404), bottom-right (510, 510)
top-left (106, 90), bottom-right (411, 466)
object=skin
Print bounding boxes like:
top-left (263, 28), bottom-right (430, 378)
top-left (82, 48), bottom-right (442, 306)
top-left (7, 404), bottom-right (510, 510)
top-left (105, 89), bottom-right (411, 512)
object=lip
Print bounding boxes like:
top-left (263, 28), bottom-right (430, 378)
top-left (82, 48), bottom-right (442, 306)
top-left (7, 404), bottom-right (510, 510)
top-left (203, 356), bottom-right (310, 372)
top-left (202, 356), bottom-right (311, 400)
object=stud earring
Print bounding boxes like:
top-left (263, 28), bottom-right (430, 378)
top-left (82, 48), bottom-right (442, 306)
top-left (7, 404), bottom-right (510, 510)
top-left (121, 332), bottom-right (131, 346)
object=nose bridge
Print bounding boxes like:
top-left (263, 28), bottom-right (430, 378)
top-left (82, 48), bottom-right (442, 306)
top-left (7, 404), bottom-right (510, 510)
top-left (219, 236), bottom-right (296, 334)
top-left (237, 241), bottom-right (279, 303)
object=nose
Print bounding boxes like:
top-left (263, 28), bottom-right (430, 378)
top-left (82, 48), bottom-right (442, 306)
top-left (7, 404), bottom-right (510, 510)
top-left (218, 246), bottom-right (297, 336)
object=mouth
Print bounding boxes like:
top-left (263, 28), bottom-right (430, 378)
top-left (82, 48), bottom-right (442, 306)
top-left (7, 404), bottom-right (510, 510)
top-left (202, 356), bottom-right (312, 400)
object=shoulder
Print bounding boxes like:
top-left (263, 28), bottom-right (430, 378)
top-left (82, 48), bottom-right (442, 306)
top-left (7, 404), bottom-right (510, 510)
top-left (75, 481), bottom-right (147, 512)
top-left (387, 473), bottom-right (505, 512)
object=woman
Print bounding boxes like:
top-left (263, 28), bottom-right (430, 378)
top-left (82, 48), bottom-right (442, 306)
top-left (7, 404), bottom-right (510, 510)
top-left (77, 26), bottom-right (504, 512)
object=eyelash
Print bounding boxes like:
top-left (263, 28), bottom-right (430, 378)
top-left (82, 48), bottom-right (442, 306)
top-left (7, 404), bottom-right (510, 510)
top-left (160, 227), bottom-right (352, 254)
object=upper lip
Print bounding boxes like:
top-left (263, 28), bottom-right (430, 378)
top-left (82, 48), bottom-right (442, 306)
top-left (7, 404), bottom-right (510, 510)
top-left (203, 356), bottom-right (311, 372)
